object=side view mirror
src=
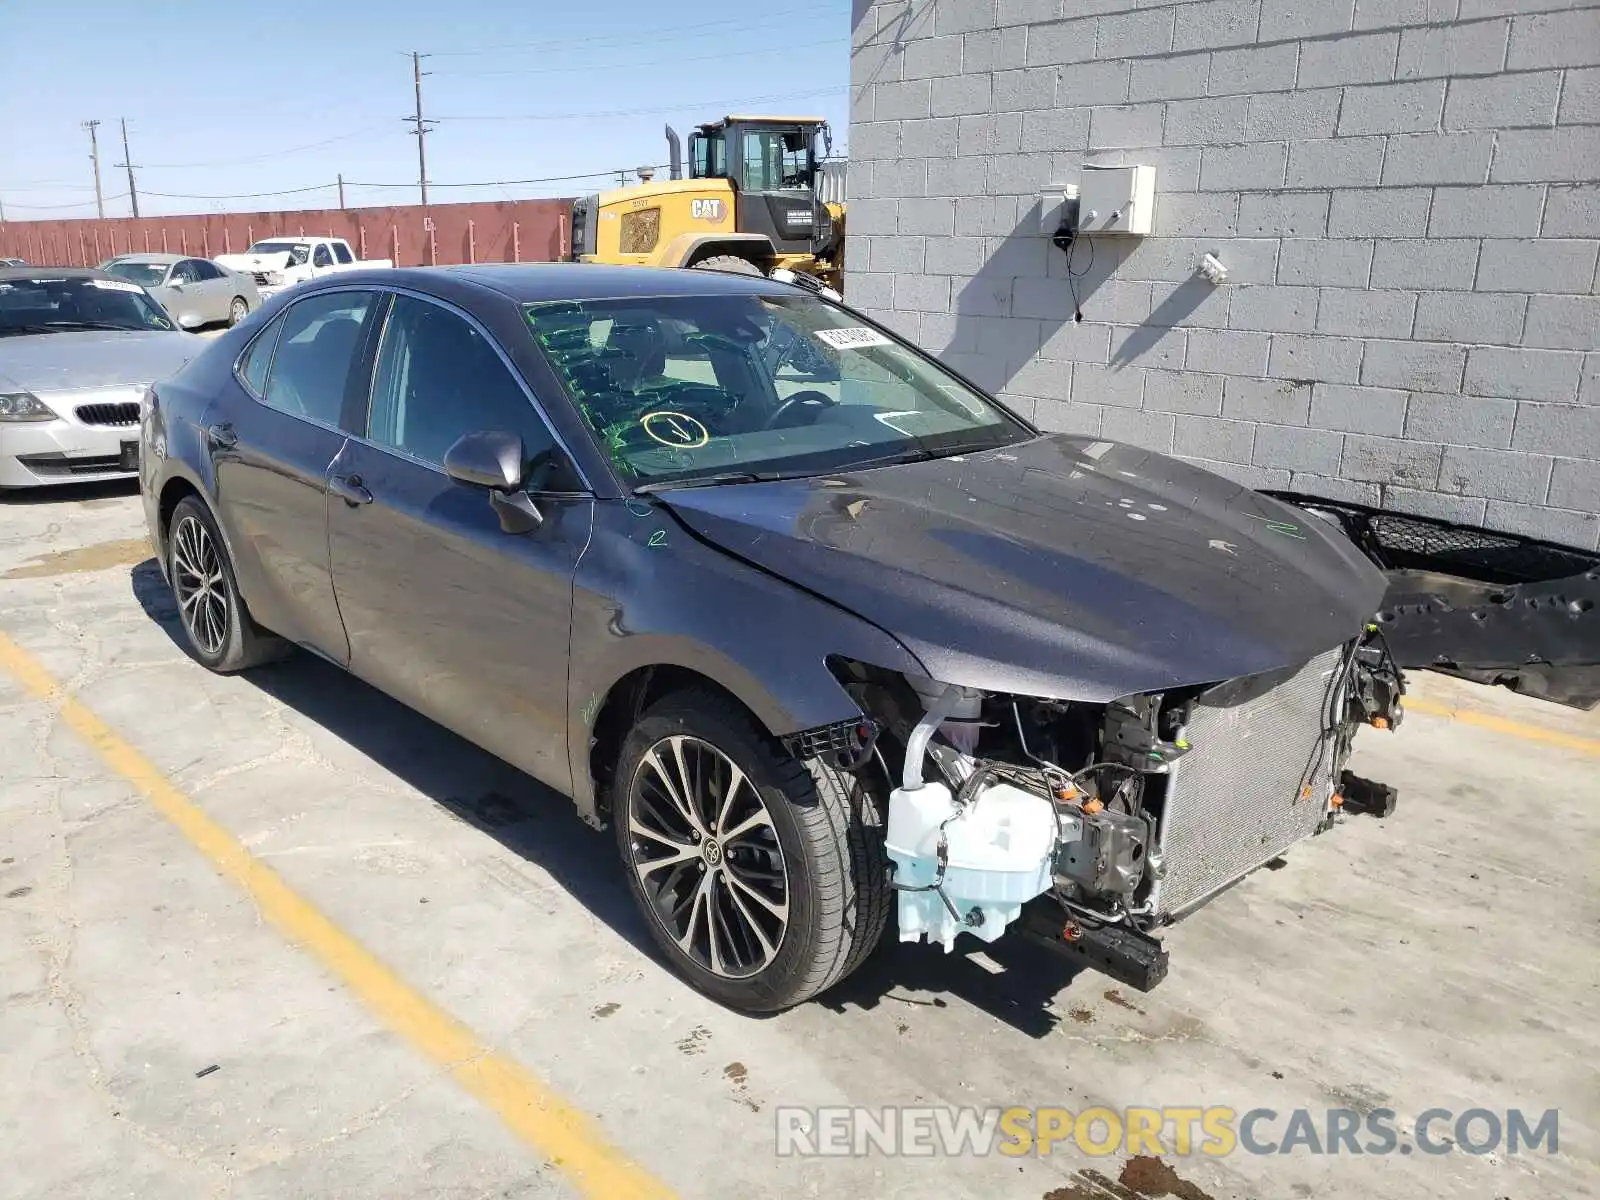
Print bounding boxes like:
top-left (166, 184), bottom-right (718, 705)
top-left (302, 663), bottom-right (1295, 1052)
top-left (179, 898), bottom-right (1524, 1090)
top-left (443, 429), bottom-right (525, 490)
top-left (443, 430), bottom-right (543, 533)
top-left (177, 312), bottom-right (202, 330)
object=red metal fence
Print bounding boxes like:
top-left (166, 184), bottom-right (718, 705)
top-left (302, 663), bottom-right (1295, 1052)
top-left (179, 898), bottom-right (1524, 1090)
top-left (0, 198), bottom-right (574, 268)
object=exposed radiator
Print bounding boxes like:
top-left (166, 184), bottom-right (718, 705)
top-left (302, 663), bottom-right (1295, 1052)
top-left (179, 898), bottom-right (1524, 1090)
top-left (1149, 645), bottom-right (1348, 917)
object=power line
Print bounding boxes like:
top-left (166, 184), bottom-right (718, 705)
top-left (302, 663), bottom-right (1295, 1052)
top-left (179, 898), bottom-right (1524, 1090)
top-left (344, 163), bottom-right (671, 190)
top-left (137, 126), bottom-right (389, 170)
top-left (427, 7), bottom-right (834, 57)
top-left (0, 180), bottom-right (102, 191)
top-left (432, 38), bottom-right (838, 77)
top-left (434, 86), bottom-right (846, 123)
top-left (141, 183), bottom-right (337, 200)
top-left (2, 193), bottom-right (132, 211)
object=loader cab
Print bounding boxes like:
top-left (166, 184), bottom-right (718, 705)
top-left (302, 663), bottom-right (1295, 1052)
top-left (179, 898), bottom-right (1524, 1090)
top-left (688, 116), bottom-right (831, 256)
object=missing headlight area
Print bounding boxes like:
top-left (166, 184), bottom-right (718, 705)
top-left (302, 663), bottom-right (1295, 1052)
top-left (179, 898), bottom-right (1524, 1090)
top-left (829, 634), bottom-right (1405, 992)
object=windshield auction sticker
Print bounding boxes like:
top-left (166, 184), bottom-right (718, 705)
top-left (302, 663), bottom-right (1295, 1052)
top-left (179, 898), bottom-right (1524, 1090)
top-left (640, 411), bottom-right (709, 448)
top-left (88, 279), bottom-right (143, 292)
top-left (815, 327), bottom-right (894, 351)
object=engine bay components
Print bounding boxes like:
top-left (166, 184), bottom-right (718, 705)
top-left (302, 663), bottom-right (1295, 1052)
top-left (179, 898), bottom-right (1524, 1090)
top-left (860, 623), bottom-right (1403, 979)
top-left (1055, 805), bottom-right (1148, 897)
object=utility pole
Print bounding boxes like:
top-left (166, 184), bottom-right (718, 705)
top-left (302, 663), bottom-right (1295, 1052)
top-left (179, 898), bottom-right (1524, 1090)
top-left (82, 120), bottom-right (105, 218)
top-left (337, 173), bottom-right (346, 210)
top-left (404, 52), bottom-right (435, 206)
top-left (115, 118), bottom-right (140, 219)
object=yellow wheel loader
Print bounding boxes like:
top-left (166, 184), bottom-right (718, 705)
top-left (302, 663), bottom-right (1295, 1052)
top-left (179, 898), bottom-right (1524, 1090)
top-left (566, 116), bottom-right (844, 290)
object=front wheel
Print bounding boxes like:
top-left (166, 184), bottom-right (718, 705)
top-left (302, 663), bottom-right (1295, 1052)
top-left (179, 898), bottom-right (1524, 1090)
top-left (612, 689), bottom-right (890, 1012)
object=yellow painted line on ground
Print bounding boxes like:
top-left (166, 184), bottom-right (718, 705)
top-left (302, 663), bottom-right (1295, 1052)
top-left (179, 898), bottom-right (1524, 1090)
top-left (0, 630), bottom-right (674, 1200)
top-left (1405, 694), bottom-right (1600, 759)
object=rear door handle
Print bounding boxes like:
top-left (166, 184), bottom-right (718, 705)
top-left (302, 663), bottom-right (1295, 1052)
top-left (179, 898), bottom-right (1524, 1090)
top-left (330, 473), bottom-right (373, 506)
top-left (206, 421), bottom-right (237, 449)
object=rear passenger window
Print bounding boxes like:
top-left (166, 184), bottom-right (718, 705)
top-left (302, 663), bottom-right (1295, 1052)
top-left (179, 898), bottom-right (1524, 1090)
top-left (259, 291), bottom-right (373, 426)
top-left (332, 242), bottom-right (353, 264)
top-left (238, 322), bottom-right (281, 396)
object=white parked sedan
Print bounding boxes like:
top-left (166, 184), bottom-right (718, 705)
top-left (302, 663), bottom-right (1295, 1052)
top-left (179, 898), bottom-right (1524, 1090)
top-left (101, 253), bottom-right (261, 329)
top-left (0, 267), bottom-right (201, 488)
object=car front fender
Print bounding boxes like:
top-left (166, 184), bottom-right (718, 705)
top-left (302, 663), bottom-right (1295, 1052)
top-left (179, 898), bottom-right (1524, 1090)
top-left (565, 503), bottom-right (926, 822)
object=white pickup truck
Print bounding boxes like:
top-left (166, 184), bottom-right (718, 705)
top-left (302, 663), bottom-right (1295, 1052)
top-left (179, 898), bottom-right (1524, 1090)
top-left (215, 237), bottom-right (391, 302)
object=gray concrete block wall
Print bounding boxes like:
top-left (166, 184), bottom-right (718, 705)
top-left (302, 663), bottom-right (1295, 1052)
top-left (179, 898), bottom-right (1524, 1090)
top-left (847, 0), bottom-right (1600, 549)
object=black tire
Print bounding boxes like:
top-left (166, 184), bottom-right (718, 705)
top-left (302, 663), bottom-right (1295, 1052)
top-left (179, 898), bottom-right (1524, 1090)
top-left (167, 496), bottom-right (288, 673)
top-left (690, 254), bottom-right (764, 277)
top-left (612, 688), bottom-right (890, 1013)
top-left (227, 296), bottom-right (250, 327)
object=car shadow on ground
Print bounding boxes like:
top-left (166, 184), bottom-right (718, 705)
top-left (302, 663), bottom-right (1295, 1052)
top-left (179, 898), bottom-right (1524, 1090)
top-left (130, 557), bottom-right (1085, 1034)
top-left (0, 478), bottom-right (140, 505)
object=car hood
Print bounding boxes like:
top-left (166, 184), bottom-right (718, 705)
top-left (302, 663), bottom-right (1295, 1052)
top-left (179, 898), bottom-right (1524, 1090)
top-left (657, 434), bottom-right (1389, 701)
top-left (216, 252), bottom-right (293, 273)
top-left (0, 330), bottom-right (201, 393)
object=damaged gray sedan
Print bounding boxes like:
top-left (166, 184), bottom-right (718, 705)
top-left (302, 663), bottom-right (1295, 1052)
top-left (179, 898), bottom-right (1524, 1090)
top-left (140, 265), bottom-right (1403, 1012)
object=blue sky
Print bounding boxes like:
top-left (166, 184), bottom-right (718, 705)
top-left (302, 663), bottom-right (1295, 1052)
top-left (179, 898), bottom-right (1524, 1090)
top-left (0, 0), bottom-right (851, 218)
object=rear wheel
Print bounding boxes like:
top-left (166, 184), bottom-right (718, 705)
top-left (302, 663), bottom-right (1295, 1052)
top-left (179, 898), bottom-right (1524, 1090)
top-left (612, 689), bottom-right (890, 1013)
top-left (167, 496), bottom-right (287, 673)
top-left (228, 296), bottom-right (250, 326)
top-left (690, 254), bottom-right (764, 277)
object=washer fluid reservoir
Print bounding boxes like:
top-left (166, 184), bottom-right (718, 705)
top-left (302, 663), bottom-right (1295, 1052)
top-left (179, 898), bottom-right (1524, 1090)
top-left (886, 780), bottom-right (1057, 951)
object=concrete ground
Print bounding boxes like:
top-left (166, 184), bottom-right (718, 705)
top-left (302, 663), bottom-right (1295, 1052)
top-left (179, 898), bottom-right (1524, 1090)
top-left (1, 480), bottom-right (1595, 1200)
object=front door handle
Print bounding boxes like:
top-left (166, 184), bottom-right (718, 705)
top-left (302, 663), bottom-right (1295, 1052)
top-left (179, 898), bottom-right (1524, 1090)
top-left (329, 473), bottom-right (373, 506)
top-left (206, 421), bottom-right (238, 449)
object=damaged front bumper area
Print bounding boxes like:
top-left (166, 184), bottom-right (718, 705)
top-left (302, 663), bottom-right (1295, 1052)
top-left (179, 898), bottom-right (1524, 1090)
top-left (828, 631), bottom-right (1405, 992)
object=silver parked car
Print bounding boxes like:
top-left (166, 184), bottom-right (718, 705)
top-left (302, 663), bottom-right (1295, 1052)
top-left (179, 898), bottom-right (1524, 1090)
top-left (101, 253), bottom-right (260, 329)
top-left (0, 267), bottom-right (201, 488)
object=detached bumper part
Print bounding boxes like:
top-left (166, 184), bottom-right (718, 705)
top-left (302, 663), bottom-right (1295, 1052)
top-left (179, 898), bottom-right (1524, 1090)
top-left (1016, 903), bottom-right (1170, 993)
top-left (1339, 770), bottom-right (1399, 819)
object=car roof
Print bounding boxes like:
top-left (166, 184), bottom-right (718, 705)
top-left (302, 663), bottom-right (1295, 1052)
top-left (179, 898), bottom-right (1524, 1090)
top-left (0, 266), bottom-right (128, 282)
top-left (434, 262), bottom-right (796, 303)
top-left (106, 253), bottom-right (187, 265)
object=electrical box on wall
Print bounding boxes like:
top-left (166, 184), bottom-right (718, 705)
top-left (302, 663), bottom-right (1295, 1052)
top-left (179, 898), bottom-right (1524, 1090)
top-left (1038, 184), bottom-right (1079, 237)
top-left (1076, 164), bottom-right (1155, 236)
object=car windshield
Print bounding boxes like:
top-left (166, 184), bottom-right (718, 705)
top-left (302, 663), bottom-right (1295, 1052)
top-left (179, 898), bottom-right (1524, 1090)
top-left (248, 241), bottom-right (310, 265)
top-left (0, 276), bottom-right (176, 334)
top-left (524, 292), bottom-right (1030, 487)
top-left (103, 261), bottom-right (169, 288)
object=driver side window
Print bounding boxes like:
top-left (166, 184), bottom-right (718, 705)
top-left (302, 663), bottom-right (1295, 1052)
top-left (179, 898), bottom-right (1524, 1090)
top-left (366, 295), bottom-right (557, 475)
top-left (312, 244), bottom-right (334, 268)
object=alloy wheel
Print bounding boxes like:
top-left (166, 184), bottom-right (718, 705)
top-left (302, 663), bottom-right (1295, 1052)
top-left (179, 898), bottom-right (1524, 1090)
top-left (171, 515), bottom-right (229, 657)
top-left (626, 735), bottom-right (790, 979)
top-left (229, 298), bottom-right (248, 325)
